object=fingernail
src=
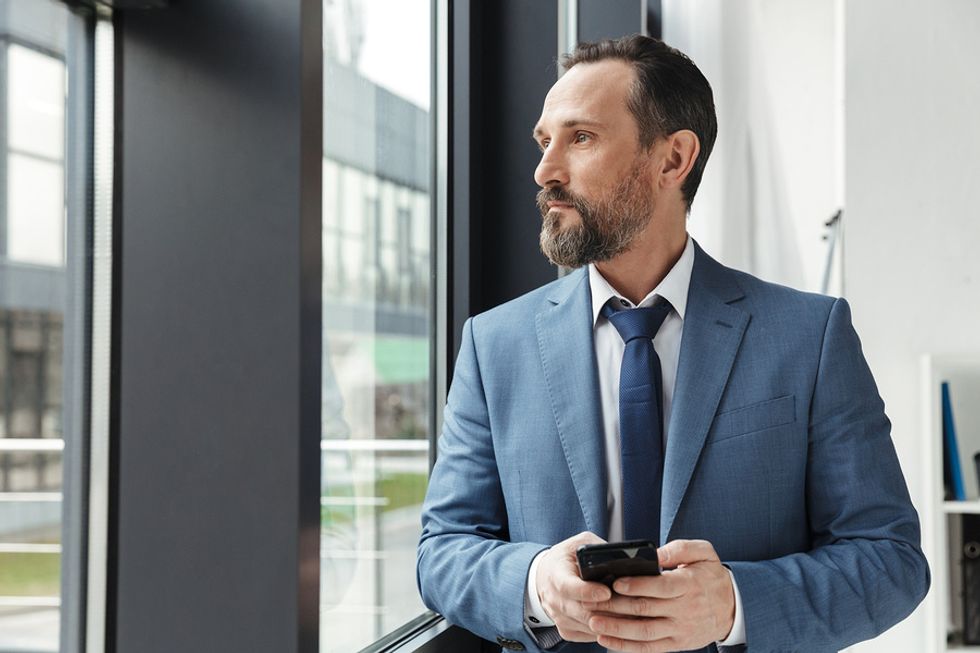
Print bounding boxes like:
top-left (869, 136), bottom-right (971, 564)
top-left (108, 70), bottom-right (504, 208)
top-left (615, 580), bottom-right (629, 592)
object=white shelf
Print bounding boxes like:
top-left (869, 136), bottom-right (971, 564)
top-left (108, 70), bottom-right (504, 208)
top-left (944, 502), bottom-right (980, 515)
top-left (922, 354), bottom-right (980, 653)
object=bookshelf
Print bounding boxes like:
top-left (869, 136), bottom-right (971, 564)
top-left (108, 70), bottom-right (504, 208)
top-left (923, 355), bottom-right (980, 652)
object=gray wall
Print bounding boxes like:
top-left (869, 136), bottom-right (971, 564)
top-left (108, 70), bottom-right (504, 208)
top-left (112, 1), bottom-right (321, 651)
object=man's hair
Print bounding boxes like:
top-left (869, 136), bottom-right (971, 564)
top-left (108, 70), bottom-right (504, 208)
top-left (561, 34), bottom-right (717, 211)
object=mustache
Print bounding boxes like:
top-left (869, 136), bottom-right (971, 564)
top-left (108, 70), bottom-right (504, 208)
top-left (536, 186), bottom-right (586, 215)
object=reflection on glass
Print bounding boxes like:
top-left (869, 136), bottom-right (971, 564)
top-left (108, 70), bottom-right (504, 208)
top-left (321, 0), bottom-right (432, 651)
top-left (0, 2), bottom-right (77, 651)
top-left (7, 42), bottom-right (67, 267)
top-left (8, 154), bottom-right (65, 266)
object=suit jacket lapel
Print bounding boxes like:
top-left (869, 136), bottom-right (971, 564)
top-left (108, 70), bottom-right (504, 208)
top-left (661, 241), bottom-right (750, 543)
top-left (535, 268), bottom-right (609, 540)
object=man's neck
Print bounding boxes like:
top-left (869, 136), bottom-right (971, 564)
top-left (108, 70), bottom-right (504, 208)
top-left (594, 225), bottom-right (688, 305)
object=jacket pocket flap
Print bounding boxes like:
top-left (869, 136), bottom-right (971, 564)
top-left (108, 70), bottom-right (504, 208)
top-left (711, 394), bottom-right (796, 443)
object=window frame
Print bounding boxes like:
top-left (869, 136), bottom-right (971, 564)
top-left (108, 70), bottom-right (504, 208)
top-left (0, 4), bottom-right (97, 653)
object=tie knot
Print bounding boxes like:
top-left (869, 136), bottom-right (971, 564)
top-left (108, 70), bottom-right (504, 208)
top-left (602, 297), bottom-right (673, 343)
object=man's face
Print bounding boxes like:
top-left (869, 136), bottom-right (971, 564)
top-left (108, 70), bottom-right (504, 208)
top-left (532, 60), bottom-right (656, 268)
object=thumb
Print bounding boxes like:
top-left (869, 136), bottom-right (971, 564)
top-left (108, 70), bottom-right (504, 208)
top-left (567, 531), bottom-right (607, 548)
top-left (658, 539), bottom-right (718, 568)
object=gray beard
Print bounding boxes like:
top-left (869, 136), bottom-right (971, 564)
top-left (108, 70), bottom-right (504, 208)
top-left (539, 211), bottom-right (629, 268)
top-left (538, 166), bottom-right (653, 268)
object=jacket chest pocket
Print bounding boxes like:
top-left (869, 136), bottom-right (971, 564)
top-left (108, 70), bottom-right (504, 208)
top-left (709, 394), bottom-right (796, 444)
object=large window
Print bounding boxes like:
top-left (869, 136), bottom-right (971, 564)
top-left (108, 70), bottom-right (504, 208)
top-left (321, 0), bottom-right (434, 650)
top-left (0, 1), bottom-right (92, 651)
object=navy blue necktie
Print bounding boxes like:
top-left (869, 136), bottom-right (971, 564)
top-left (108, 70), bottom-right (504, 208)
top-left (602, 297), bottom-right (673, 543)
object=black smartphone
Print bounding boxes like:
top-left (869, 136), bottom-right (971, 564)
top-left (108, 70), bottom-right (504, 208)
top-left (576, 540), bottom-right (662, 588)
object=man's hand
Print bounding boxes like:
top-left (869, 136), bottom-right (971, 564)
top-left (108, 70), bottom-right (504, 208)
top-left (535, 531), bottom-right (613, 643)
top-left (585, 539), bottom-right (735, 653)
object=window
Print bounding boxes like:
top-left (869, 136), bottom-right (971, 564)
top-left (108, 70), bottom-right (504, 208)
top-left (6, 44), bottom-right (66, 266)
top-left (321, 0), bottom-right (434, 650)
top-left (0, 2), bottom-right (93, 651)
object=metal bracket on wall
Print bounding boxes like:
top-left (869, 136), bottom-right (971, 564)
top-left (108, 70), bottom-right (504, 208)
top-left (557, 0), bottom-right (578, 74)
top-left (556, 0), bottom-right (578, 281)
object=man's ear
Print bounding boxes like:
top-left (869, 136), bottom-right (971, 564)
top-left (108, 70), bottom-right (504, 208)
top-left (658, 130), bottom-right (700, 193)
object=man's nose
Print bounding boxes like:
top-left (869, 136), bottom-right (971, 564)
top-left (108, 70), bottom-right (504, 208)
top-left (534, 146), bottom-right (570, 188)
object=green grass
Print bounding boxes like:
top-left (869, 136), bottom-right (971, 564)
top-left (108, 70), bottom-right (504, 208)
top-left (321, 471), bottom-right (428, 527)
top-left (322, 505), bottom-right (356, 527)
top-left (375, 471), bottom-right (427, 512)
top-left (0, 552), bottom-right (60, 596)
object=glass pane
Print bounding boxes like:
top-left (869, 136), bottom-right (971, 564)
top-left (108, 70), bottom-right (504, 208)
top-left (0, 2), bottom-right (83, 651)
top-left (0, 312), bottom-right (66, 652)
top-left (321, 0), bottom-right (433, 650)
top-left (7, 43), bottom-right (66, 161)
top-left (7, 153), bottom-right (65, 266)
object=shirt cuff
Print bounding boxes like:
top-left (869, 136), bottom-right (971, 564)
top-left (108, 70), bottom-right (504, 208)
top-left (717, 567), bottom-right (746, 646)
top-left (524, 549), bottom-right (556, 628)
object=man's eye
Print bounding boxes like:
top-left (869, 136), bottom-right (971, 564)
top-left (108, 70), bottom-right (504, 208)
top-left (575, 132), bottom-right (591, 143)
top-left (539, 140), bottom-right (550, 151)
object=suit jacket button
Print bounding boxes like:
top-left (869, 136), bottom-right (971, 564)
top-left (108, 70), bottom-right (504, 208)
top-left (495, 635), bottom-right (526, 651)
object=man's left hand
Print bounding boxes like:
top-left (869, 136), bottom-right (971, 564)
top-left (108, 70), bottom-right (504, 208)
top-left (584, 539), bottom-right (735, 653)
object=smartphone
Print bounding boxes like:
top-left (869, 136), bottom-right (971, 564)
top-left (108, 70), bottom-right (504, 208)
top-left (576, 540), bottom-right (662, 588)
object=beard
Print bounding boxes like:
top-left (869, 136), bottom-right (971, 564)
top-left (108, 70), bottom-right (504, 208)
top-left (537, 158), bottom-right (655, 268)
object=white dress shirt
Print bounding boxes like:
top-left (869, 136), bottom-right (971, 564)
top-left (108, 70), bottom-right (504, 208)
top-left (523, 234), bottom-right (746, 649)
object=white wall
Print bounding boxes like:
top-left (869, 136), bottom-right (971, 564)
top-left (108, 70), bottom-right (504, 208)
top-left (666, 1), bottom-right (980, 651)
top-left (664, 0), bottom-right (842, 295)
top-left (845, 1), bottom-right (980, 651)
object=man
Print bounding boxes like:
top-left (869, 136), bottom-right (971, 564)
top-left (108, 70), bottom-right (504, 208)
top-left (416, 35), bottom-right (929, 653)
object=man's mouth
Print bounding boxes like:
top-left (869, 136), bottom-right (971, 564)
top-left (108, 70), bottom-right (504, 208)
top-left (547, 201), bottom-right (574, 209)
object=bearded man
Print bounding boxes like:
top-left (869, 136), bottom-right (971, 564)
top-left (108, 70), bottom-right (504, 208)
top-left (416, 34), bottom-right (928, 653)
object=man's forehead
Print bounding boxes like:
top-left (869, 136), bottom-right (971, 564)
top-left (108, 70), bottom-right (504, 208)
top-left (533, 60), bottom-right (634, 134)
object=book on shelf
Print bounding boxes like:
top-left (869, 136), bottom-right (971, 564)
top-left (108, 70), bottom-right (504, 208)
top-left (944, 380), bottom-right (967, 501)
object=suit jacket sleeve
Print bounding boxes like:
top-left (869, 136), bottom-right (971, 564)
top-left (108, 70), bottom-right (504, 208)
top-left (416, 317), bottom-right (552, 650)
top-left (726, 297), bottom-right (930, 651)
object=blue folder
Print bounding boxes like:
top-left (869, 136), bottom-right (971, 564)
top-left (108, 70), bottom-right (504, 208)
top-left (943, 381), bottom-right (966, 501)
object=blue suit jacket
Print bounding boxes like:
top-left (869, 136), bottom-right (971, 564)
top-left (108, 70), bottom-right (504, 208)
top-left (417, 240), bottom-right (929, 652)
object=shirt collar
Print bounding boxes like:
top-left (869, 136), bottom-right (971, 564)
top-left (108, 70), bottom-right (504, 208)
top-left (588, 234), bottom-right (694, 327)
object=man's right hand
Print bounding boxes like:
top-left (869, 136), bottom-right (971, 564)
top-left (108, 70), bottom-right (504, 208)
top-left (535, 531), bottom-right (613, 643)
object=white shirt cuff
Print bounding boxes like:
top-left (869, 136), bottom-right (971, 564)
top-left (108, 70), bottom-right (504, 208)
top-left (524, 549), bottom-right (556, 628)
top-left (717, 567), bottom-right (746, 646)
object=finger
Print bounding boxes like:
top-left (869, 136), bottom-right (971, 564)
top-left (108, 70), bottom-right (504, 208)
top-left (658, 539), bottom-right (718, 568)
top-left (555, 627), bottom-right (598, 644)
top-left (565, 599), bottom-right (605, 632)
top-left (554, 573), bottom-right (612, 602)
top-left (555, 601), bottom-right (593, 632)
top-left (561, 532), bottom-right (608, 565)
top-left (589, 614), bottom-right (671, 644)
top-left (547, 606), bottom-right (592, 637)
top-left (612, 570), bottom-right (687, 598)
top-left (565, 531), bottom-right (607, 550)
top-left (587, 594), bottom-right (676, 618)
top-left (547, 595), bottom-right (612, 634)
top-left (596, 633), bottom-right (678, 653)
